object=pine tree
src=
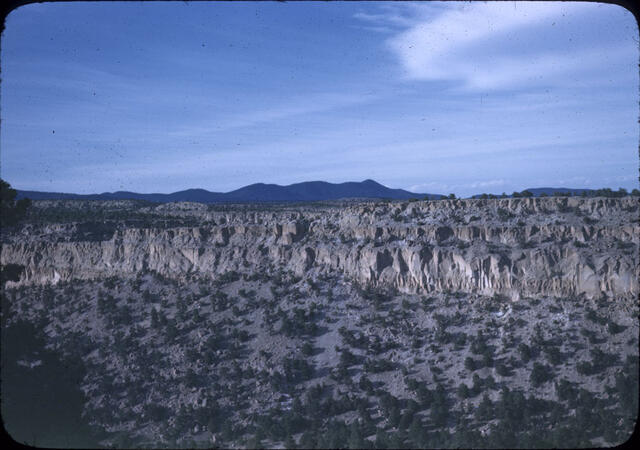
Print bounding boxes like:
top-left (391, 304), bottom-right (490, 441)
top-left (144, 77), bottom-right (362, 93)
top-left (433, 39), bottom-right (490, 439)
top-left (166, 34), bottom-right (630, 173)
top-left (408, 415), bottom-right (424, 446)
top-left (374, 429), bottom-right (387, 449)
top-left (299, 431), bottom-right (315, 449)
top-left (0, 179), bottom-right (32, 228)
top-left (348, 421), bottom-right (365, 449)
top-left (151, 308), bottom-right (159, 328)
top-left (388, 406), bottom-right (400, 428)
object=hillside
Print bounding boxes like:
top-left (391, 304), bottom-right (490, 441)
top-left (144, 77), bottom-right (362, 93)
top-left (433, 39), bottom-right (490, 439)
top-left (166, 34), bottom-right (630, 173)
top-left (1, 196), bottom-right (638, 448)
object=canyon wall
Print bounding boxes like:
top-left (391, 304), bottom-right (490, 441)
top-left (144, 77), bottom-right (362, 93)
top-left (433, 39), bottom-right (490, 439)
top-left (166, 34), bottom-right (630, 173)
top-left (2, 196), bottom-right (638, 301)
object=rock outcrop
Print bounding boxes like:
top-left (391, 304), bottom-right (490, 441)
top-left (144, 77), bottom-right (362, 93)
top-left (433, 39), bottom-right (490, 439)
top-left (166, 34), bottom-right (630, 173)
top-left (2, 196), bottom-right (638, 301)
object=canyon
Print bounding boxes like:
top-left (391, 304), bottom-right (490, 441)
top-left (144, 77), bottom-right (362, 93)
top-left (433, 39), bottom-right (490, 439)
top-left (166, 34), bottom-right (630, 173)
top-left (3, 196), bottom-right (637, 303)
top-left (1, 195), bottom-right (638, 448)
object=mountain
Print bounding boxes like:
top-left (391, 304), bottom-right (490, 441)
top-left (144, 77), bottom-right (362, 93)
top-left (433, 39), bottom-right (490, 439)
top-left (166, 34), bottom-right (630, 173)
top-left (16, 179), bottom-right (438, 203)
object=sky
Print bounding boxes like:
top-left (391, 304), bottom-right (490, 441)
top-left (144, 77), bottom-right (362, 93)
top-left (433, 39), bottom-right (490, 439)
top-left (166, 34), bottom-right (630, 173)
top-left (1, 1), bottom-right (638, 197)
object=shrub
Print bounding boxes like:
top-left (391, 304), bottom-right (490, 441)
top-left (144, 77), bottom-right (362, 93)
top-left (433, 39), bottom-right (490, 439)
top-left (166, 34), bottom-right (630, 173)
top-left (518, 343), bottom-right (533, 363)
top-left (475, 394), bottom-right (493, 421)
top-left (607, 321), bottom-right (627, 335)
top-left (530, 362), bottom-right (554, 387)
top-left (496, 362), bottom-right (511, 377)
top-left (457, 383), bottom-right (470, 399)
top-left (464, 356), bottom-right (477, 372)
top-left (497, 208), bottom-right (515, 221)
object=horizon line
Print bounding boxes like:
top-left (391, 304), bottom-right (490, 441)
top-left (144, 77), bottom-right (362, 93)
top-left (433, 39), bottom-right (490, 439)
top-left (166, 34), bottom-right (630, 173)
top-left (11, 178), bottom-right (637, 199)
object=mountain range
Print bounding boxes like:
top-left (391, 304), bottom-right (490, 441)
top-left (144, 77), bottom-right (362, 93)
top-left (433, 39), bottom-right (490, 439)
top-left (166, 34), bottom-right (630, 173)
top-left (15, 180), bottom-right (602, 204)
top-left (16, 179), bottom-right (440, 203)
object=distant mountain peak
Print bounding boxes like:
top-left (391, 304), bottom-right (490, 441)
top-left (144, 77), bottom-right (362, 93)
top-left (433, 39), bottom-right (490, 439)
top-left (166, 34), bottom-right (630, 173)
top-left (16, 179), bottom-right (440, 203)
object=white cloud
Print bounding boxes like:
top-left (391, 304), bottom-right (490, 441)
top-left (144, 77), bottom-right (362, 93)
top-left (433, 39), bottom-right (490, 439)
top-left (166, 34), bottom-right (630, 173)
top-left (469, 179), bottom-right (506, 189)
top-left (353, 11), bottom-right (420, 28)
top-left (407, 181), bottom-right (447, 193)
top-left (457, 44), bottom-right (636, 91)
top-left (351, 25), bottom-right (395, 34)
top-left (407, 179), bottom-right (505, 194)
top-left (374, 1), bottom-right (637, 90)
top-left (386, 2), bottom-right (564, 75)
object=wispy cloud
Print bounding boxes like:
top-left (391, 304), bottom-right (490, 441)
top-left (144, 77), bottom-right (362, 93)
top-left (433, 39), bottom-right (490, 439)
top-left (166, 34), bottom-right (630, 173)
top-left (469, 179), bottom-right (506, 189)
top-left (408, 179), bottom-right (506, 194)
top-left (449, 44), bottom-right (636, 91)
top-left (165, 91), bottom-right (379, 138)
top-left (358, 2), bottom-right (637, 91)
top-left (353, 10), bottom-right (420, 29)
top-left (386, 1), bottom-right (564, 74)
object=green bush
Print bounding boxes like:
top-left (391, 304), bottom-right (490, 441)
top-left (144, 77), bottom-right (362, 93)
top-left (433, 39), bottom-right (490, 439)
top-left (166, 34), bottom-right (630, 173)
top-left (530, 362), bottom-right (554, 387)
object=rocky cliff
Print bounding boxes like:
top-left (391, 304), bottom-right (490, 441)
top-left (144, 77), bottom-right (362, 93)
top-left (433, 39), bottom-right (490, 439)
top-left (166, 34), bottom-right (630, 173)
top-left (2, 196), bottom-right (638, 301)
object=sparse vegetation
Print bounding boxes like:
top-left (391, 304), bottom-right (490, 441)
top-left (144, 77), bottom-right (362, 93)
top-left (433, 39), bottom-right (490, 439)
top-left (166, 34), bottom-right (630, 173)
top-left (1, 195), bottom-right (636, 448)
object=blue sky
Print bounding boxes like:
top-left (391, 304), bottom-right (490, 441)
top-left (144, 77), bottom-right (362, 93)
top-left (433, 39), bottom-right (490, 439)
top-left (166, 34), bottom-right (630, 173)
top-left (1, 1), bottom-right (638, 196)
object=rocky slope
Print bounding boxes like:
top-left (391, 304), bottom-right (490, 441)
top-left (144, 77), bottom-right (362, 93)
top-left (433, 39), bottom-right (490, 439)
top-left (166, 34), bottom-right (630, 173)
top-left (2, 196), bottom-right (638, 448)
top-left (2, 197), bottom-right (638, 302)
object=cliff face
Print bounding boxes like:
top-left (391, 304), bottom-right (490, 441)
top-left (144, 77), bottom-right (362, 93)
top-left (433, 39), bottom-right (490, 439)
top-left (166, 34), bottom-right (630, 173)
top-left (2, 196), bottom-right (638, 301)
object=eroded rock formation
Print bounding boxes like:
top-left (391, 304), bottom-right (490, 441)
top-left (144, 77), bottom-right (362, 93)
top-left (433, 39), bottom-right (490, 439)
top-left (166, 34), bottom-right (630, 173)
top-left (2, 196), bottom-right (638, 301)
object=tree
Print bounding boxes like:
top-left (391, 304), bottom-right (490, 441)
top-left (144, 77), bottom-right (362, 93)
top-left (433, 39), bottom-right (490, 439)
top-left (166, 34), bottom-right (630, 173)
top-left (1, 263), bottom-right (24, 287)
top-left (457, 383), bottom-right (470, 399)
top-left (0, 180), bottom-right (31, 289)
top-left (301, 341), bottom-right (314, 357)
top-left (431, 384), bottom-right (449, 427)
top-left (464, 357), bottom-right (476, 372)
top-left (284, 434), bottom-right (296, 449)
top-left (409, 415), bottom-right (425, 444)
top-left (359, 375), bottom-right (374, 394)
top-left (399, 408), bottom-right (414, 430)
top-left (0, 179), bottom-right (31, 227)
top-left (388, 405), bottom-right (401, 428)
top-left (374, 429), bottom-right (388, 449)
top-left (518, 342), bottom-right (533, 363)
top-left (530, 362), bottom-right (553, 387)
top-left (299, 431), bottom-right (315, 449)
top-left (448, 193), bottom-right (456, 199)
top-left (483, 351), bottom-right (494, 368)
top-left (247, 429), bottom-right (264, 449)
top-left (348, 421), bottom-right (365, 449)
top-left (475, 393), bottom-right (493, 421)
